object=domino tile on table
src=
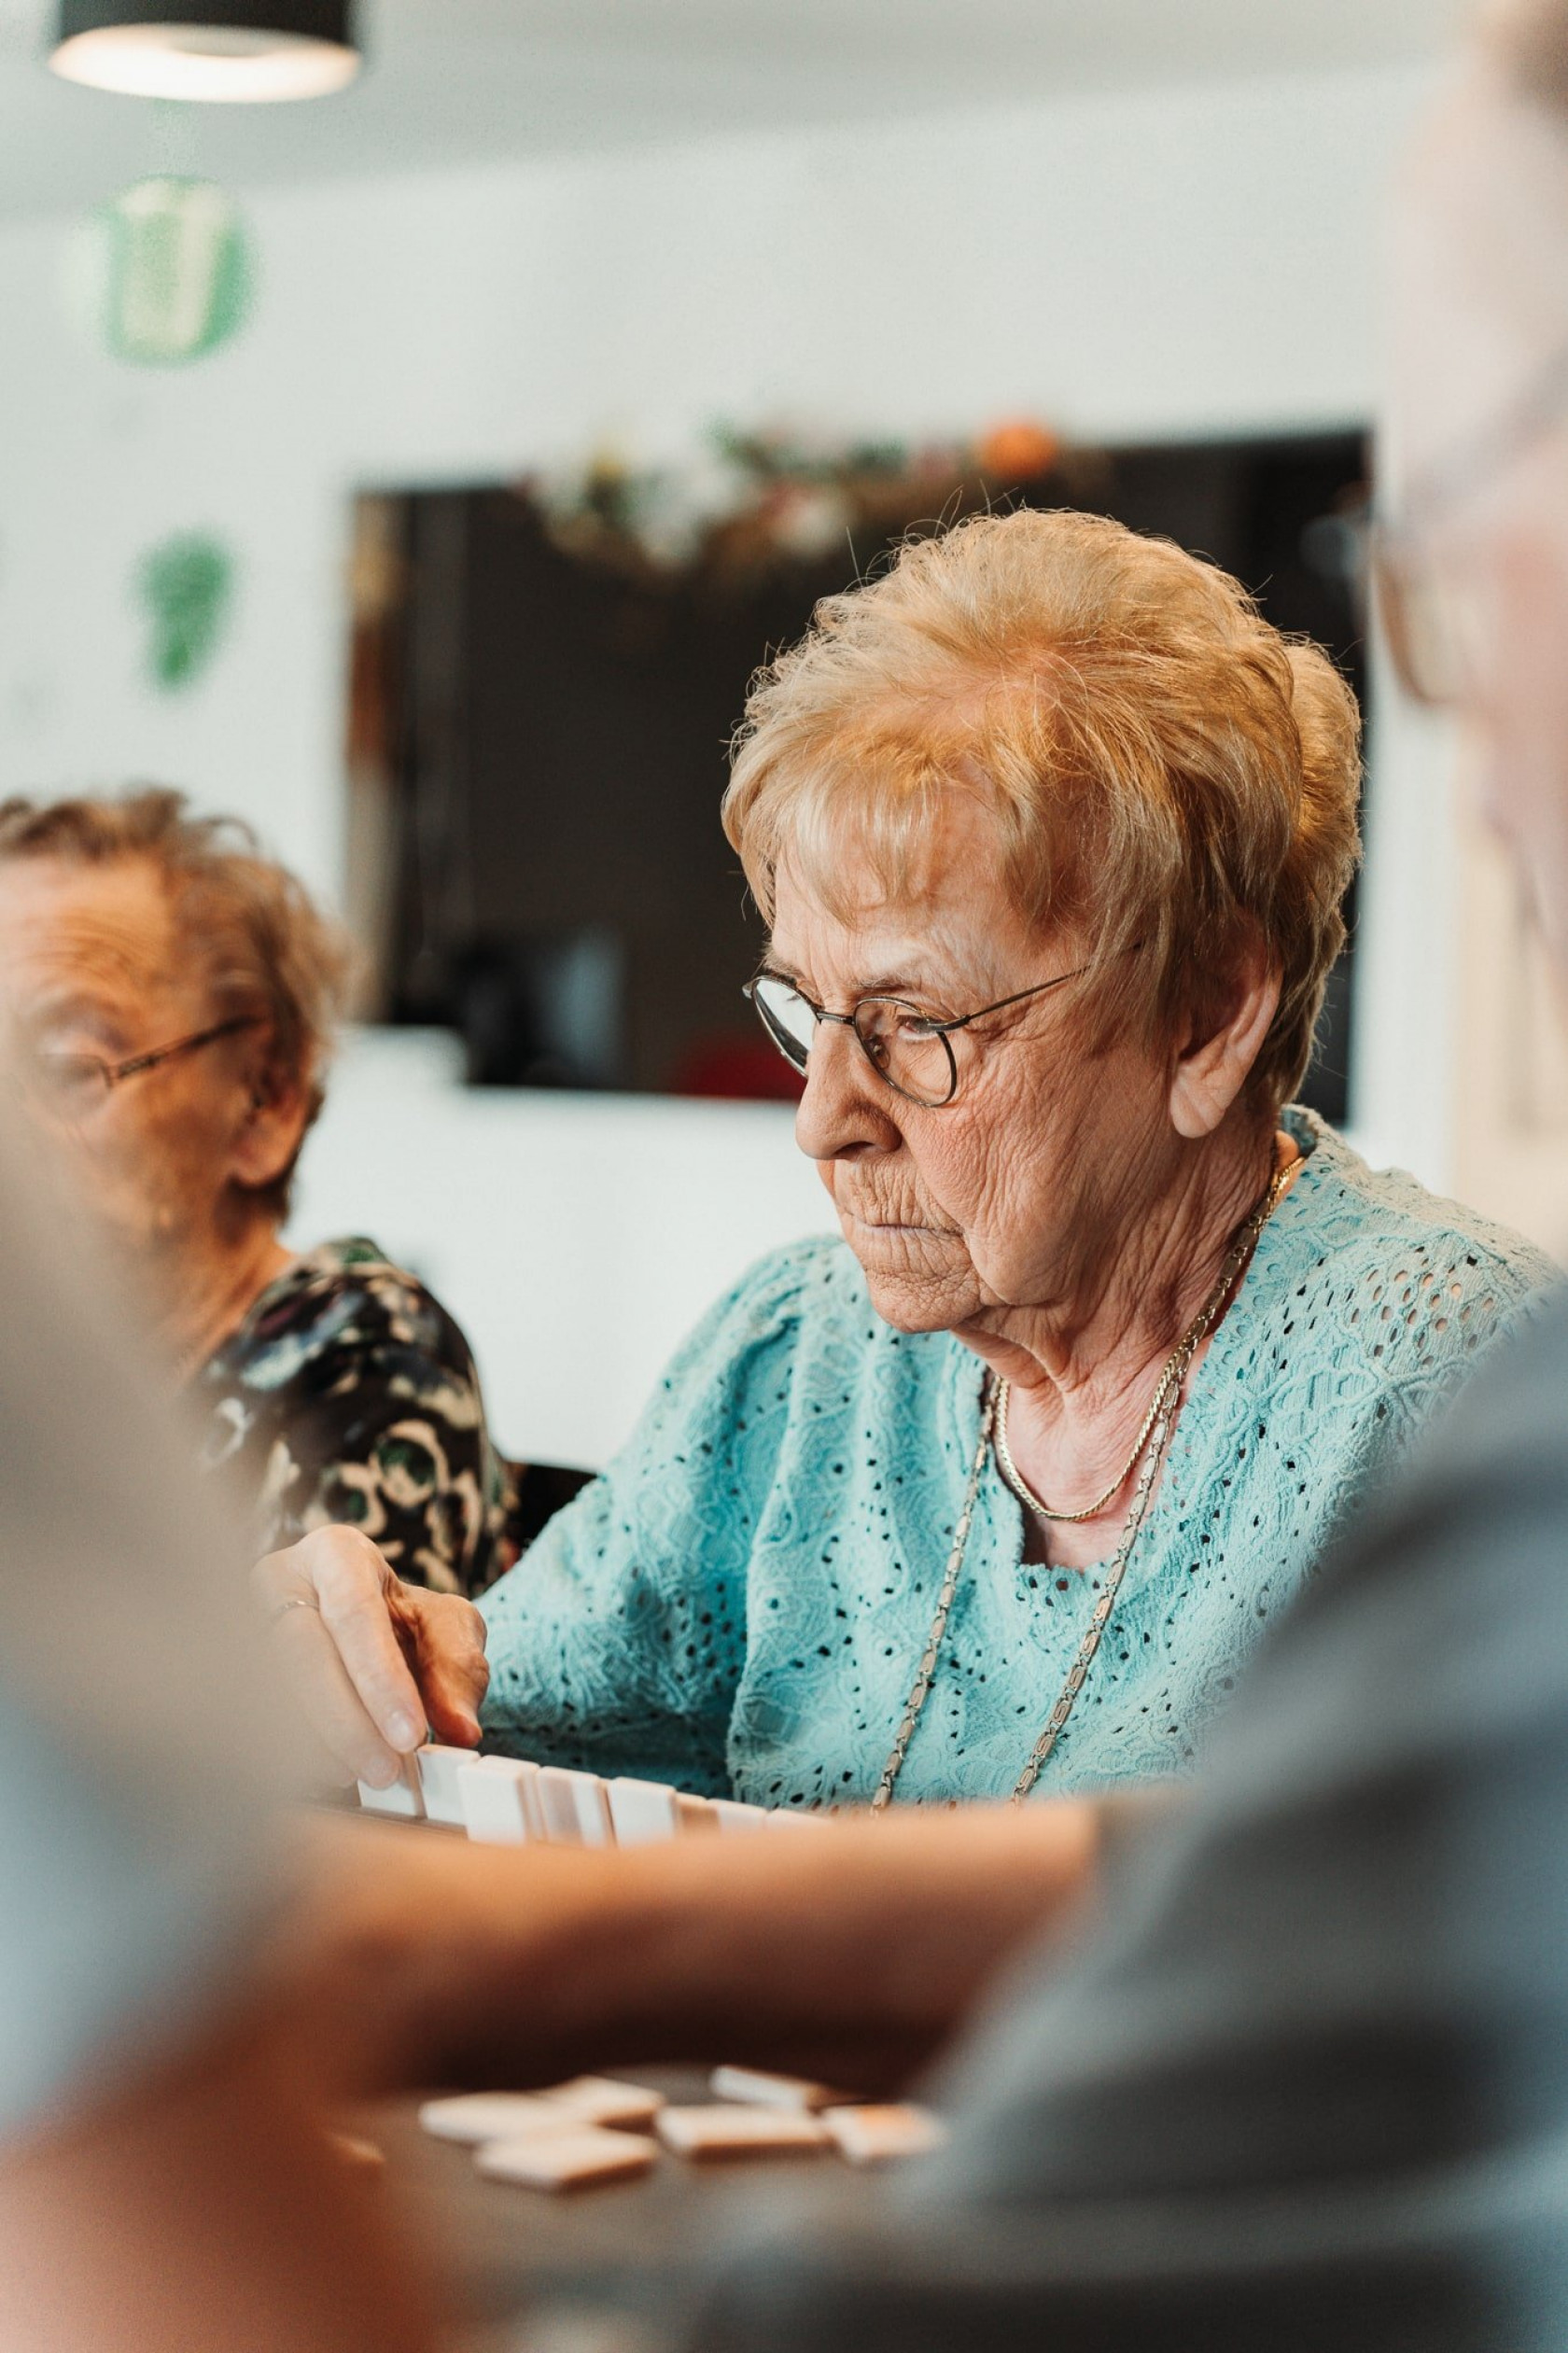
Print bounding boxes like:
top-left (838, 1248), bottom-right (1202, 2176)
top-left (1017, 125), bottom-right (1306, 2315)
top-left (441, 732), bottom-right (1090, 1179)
top-left (457, 1755), bottom-right (543, 1844)
top-left (420, 2093), bottom-right (589, 2146)
top-left (656, 2104), bottom-right (832, 2161)
top-left (708, 2066), bottom-right (851, 2112)
top-left (415, 1744), bottom-right (473, 1827)
top-left (711, 1799), bottom-right (770, 1835)
top-left (822, 2104), bottom-right (947, 2165)
top-left (536, 2077), bottom-right (665, 2129)
top-left (420, 2080), bottom-right (664, 2146)
top-left (357, 1754), bottom-right (426, 1819)
top-left (537, 1765), bottom-right (615, 1846)
top-left (606, 1777), bottom-right (681, 1846)
top-left (476, 2127), bottom-right (659, 2192)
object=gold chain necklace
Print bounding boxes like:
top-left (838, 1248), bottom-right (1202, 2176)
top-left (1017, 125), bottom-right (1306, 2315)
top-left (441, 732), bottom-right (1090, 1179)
top-left (871, 1158), bottom-right (1293, 1811)
top-left (994, 1357), bottom-right (1180, 1524)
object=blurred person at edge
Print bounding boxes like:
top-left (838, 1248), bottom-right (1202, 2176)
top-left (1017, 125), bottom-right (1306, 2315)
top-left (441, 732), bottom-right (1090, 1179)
top-left (0, 788), bottom-right (514, 1598)
top-left (269, 7), bottom-right (1568, 2349)
top-left (0, 1095), bottom-right (432, 2352)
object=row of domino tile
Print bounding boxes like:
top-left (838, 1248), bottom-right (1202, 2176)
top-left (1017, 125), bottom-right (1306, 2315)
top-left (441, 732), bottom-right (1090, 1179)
top-left (356, 1744), bottom-right (822, 1844)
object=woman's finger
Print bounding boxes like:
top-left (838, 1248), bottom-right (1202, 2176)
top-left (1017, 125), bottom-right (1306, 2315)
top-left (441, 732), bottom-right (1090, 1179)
top-left (401, 1591), bottom-right (488, 1748)
top-left (312, 1548), bottom-right (428, 1758)
top-left (259, 1526), bottom-right (427, 1762)
top-left (268, 1601), bottom-right (403, 1787)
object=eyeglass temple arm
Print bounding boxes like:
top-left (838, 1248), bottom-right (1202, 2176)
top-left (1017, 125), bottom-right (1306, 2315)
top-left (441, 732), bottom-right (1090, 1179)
top-left (111, 1015), bottom-right (261, 1083)
top-left (933, 963), bottom-right (1089, 1038)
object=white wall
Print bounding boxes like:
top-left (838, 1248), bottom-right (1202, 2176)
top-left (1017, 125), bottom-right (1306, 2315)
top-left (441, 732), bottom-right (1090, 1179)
top-left (0, 64), bottom-right (1446, 1463)
top-left (292, 1029), bottom-right (825, 1466)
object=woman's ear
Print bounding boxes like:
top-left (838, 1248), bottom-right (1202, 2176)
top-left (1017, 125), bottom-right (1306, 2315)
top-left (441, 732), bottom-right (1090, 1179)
top-left (1168, 939), bottom-right (1281, 1141)
top-left (228, 1058), bottom-right (312, 1197)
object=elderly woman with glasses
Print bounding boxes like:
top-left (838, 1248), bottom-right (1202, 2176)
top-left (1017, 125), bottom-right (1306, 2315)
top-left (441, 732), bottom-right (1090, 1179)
top-left (0, 789), bottom-right (515, 1598)
top-left (262, 510), bottom-right (1552, 1805)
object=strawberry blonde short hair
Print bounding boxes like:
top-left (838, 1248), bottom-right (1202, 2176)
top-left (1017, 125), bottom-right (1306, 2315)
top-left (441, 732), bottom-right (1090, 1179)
top-left (723, 508), bottom-right (1362, 1109)
top-left (0, 787), bottom-right (351, 1216)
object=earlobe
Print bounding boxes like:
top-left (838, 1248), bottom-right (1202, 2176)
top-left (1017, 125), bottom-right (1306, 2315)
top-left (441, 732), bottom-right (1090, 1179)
top-left (1168, 956), bottom-right (1281, 1141)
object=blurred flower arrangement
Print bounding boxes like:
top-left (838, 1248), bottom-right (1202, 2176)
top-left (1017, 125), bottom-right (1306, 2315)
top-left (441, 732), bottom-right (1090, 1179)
top-left (517, 417), bottom-right (1068, 584)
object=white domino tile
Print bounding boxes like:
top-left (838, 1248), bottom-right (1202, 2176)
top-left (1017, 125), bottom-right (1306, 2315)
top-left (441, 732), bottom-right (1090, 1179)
top-left (357, 1754), bottom-right (425, 1819)
top-left (606, 1777), bottom-right (681, 1846)
top-left (419, 2092), bottom-right (587, 2145)
top-left (415, 1744), bottom-right (474, 1827)
top-left (537, 1766), bottom-right (614, 1846)
top-left (676, 1792), bottom-right (717, 1835)
top-left (712, 1799), bottom-right (770, 1835)
top-left (822, 2104), bottom-right (946, 2165)
top-left (457, 1756), bottom-right (543, 1844)
top-left (656, 2104), bottom-right (831, 2160)
top-left (535, 2077), bottom-right (665, 2129)
top-left (476, 2127), bottom-right (658, 2191)
top-left (708, 2066), bottom-right (848, 2111)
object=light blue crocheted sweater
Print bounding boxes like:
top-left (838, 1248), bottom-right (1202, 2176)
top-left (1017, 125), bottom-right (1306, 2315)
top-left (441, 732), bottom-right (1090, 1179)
top-left (481, 1113), bottom-right (1557, 1805)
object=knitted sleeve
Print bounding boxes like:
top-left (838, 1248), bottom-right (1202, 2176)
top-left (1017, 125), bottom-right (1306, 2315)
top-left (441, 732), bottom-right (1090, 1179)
top-left (478, 1240), bottom-right (829, 1794)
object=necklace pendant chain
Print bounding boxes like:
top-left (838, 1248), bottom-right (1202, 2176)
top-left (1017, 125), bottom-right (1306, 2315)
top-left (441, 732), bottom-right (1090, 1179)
top-left (871, 1156), bottom-right (1294, 1814)
top-left (994, 1157), bottom-right (1294, 1527)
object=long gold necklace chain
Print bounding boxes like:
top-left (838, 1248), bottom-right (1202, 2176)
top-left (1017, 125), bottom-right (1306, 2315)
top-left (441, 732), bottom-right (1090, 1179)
top-left (993, 1159), bottom-right (1293, 1524)
top-left (870, 1158), bottom-right (1293, 1813)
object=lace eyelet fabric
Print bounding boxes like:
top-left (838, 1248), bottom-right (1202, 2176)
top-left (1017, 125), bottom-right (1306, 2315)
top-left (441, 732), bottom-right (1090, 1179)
top-left (480, 1111), bottom-right (1559, 1806)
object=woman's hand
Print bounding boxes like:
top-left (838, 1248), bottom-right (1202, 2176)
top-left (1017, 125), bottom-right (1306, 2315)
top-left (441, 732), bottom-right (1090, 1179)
top-left (254, 1526), bottom-right (489, 1788)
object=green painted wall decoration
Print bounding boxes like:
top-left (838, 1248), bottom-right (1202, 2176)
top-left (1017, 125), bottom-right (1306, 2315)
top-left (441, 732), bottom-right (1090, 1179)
top-left (137, 532), bottom-right (234, 691)
top-left (73, 176), bottom-right (253, 366)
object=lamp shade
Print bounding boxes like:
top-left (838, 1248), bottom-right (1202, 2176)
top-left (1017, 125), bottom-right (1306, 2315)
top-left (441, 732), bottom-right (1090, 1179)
top-left (49, 0), bottom-right (359, 101)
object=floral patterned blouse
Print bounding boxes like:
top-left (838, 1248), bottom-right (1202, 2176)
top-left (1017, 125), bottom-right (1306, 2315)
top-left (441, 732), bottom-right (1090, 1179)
top-left (191, 1237), bottom-right (511, 1596)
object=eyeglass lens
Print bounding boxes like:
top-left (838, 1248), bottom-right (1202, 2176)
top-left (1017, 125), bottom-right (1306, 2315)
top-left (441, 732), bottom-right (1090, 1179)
top-left (850, 998), bottom-right (956, 1105)
top-left (27, 1053), bottom-right (113, 1121)
top-left (749, 974), bottom-right (957, 1107)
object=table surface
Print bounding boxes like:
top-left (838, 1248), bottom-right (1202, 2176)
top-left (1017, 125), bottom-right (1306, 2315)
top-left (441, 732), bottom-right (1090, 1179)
top-left (361, 2069), bottom-right (883, 2346)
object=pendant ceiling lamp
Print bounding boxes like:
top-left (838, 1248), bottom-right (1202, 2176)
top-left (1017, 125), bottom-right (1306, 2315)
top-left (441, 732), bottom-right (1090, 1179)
top-left (49, 0), bottom-right (359, 102)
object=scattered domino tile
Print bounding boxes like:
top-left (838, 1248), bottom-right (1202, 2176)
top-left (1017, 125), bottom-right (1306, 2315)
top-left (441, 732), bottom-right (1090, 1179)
top-left (656, 2104), bottom-right (831, 2161)
top-left (536, 2076), bottom-right (665, 2129)
top-left (476, 2127), bottom-right (658, 2192)
top-left (822, 2105), bottom-right (947, 2165)
top-left (676, 1792), bottom-right (718, 1834)
top-left (419, 2092), bottom-right (590, 2146)
top-left (457, 1755), bottom-right (542, 1844)
top-left (606, 1777), bottom-right (681, 1846)
top-left (708, 2066), bottom-right (849, 2112)
top-left (357, 1754), bottom-right (425, 1819)
top-left (415, 1744), bottom-right (473, 1827)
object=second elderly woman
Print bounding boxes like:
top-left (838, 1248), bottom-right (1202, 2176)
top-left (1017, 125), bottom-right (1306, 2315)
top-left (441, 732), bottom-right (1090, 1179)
top-left (0, 789), bottom-right (518, 1597)
top-left (263, 508), bottom-right (1554, 1803)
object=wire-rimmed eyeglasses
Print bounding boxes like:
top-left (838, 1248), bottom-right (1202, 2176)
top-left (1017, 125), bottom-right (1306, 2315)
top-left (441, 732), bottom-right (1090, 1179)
top-left (23, 1015), bottom-right (262, 1124)
top-left (743, 964), bottom-right (1088, 1110)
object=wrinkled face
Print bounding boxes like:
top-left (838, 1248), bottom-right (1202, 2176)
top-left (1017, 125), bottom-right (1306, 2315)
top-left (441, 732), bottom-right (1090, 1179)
top-left (1390, 77), bottom-right (1568, 969)
top-left (0, 854), bottom-right (263, 1265)
top-left (766, 798), bottom-right (1182, 1336)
